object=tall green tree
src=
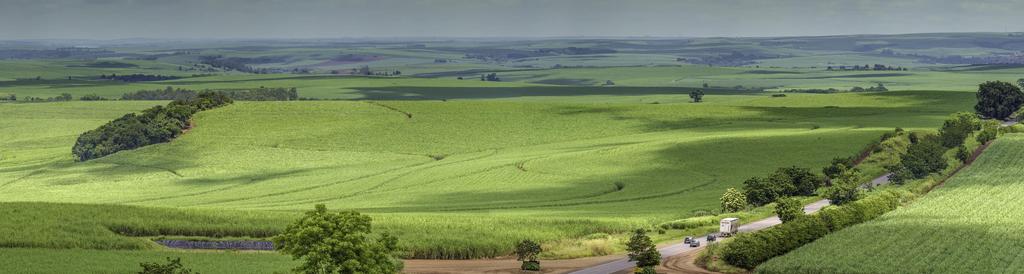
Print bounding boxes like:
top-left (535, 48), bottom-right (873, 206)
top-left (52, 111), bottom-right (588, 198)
top-left (273, 204), bottom-right (403, 274)
top-left (742, 176), bottom-right (778, 206)
top-left (626, 229), bottom-right (660, 272)
top-left (938, 112), bottom-right (980, 148)
top-left (900, 134), bottom-right (948, 178)
top-left (720, 188), bottom-right (747, 213)
top-left (823, 167), bottom-right (862, 205)
top-left (689, 90), bottom-right (704, 103)
top-left (975, 81), bottom-right (1024, 120)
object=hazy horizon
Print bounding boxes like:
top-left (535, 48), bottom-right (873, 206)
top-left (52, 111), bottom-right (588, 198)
top-left (2, 0), bottom-right (1023, 40)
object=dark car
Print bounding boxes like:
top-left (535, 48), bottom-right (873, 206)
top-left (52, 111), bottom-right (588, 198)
top-left (689, 240), bottom-right (701, 247)
top-left (683, 236), bottom-right (694, 244)
top-left (706, 234), bottom-right (717, 242)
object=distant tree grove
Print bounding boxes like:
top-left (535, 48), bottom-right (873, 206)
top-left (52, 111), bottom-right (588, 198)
top-left (72, 92), bottom-right (233, 161)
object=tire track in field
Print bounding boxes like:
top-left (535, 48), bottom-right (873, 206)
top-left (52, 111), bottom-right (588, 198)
top-left (363, 101), bottom-right (413, 118)
top-left (376, 179), bottom-right (719, 212)
top-left (200, 149), bottom-right (500, 208)
top-left (273, 136), bottom-right (654, 207)
top-left (104, 161), bottom-right (184, 177)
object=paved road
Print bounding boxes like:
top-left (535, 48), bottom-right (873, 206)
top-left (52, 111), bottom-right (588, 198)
top-left (568, 200), bottom-right (831, 274)
top-left (569, 170), bottom-right (897, 274)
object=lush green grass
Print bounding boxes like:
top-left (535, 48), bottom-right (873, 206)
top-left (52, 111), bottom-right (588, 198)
top-left (758, 134), bottom-right (1024, 274)
top-left (0, 89), bottom-right (974, 261)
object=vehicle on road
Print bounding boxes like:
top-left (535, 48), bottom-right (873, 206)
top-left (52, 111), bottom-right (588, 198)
top-left (720, 218), bottom-right (739, 237)
top-left (689, 240), bottom-right (701, 247)
top-left (706, 234), bottom-right (716, 242)
top-left (684, 236), bottom-right (694, 244)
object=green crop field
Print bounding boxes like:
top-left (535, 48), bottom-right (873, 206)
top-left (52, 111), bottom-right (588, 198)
top-left (0, 87), bottom-right (974, 261)
top-left (758, 134), bottom-right (1024, 274)
top-left (0, 33), bottom-right (1018, 273)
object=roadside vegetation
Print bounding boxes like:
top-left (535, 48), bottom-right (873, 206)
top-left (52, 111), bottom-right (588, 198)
top-left (758, 134), bottom-right (1024, 273)
top-left (699, 81), bottom-right (1024, 272)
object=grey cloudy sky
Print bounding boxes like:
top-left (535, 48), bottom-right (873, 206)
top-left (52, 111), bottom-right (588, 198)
top-left (1, 0), bottom-right (1022, 39)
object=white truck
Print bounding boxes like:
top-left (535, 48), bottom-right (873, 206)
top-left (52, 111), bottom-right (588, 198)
top-left (719, 218), bottom-right (739, 237)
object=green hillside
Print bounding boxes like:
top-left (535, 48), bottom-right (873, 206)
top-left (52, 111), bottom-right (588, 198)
top-left (758, 134), bottom-right (1024, 274)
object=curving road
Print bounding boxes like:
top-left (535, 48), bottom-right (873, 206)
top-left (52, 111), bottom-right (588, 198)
top-left (568, 199), bottom-right (831, 274)
top-left (570, 170), bottom-right (898, 274)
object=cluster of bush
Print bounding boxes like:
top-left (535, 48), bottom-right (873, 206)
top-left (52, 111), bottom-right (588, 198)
top-left (122, 86), bottom-right (298, 101)
top-left (782, 83), bottom-right (887, 94)
top-left (720, 190), bottom-right (906, 269)
top-left (20, 93), bottom-right (74, 102)
top-left (72, 92), bottom-right (232, 161)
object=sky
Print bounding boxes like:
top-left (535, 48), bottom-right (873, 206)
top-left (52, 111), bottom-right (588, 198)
top-left (1, 0), bottom-right (1023, 39)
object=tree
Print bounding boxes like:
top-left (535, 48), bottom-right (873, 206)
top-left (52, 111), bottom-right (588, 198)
top-left (975, 81), bottom-right (1024, 120)
top-left (885, 164), bottom-right (912, 185)
top-left (626, 229), bottom-right (660, 271)
top-left (273, 204), bottom-right (403, 274)
top-left (774, 197), bottom-right (803, 223)
top-left (900, 134), bottom-right (948, 178)
top-left (720, 188), bottom-right (747, 213)
top-left (773, 166), bottom-right (823, 196)
top-left (823, 167), bottom-right (862, 205)
top-left (742, 176), bottom-right (778, 206)
top-left (938, 112), bottom-right (980, 148)
top-left (138, 257), bottom-right (193, 274)
top-left (822, 157), bottom-right (854, 184)
top-left (515, 240), bottom-right (542, 271)
top-left (689, 90), bottom-right (705, 103)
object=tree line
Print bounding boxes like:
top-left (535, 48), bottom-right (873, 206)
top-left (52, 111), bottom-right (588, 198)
top-left (99, 74), bottom-right (180, 82)
top-left (122, 87), bottom-right (299, 101)
top-left (72, 92), bottom-right (233, 161)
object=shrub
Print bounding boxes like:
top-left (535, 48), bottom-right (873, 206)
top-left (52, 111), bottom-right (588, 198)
top-left (956, 146), bottom-right (970, 163)
top-left (720, 188), bottom-right (747, 213)
top-left (975, 81), bottom-right (1024, 120)
top-left (273, 204), bottom-right (403, 274)
top-left (521, 261), bottom-right (541, 271)
top-left (976, 123), bottom-right (999, 145)
top-left (634, 266), bottom-right (657, 274)
top-left (774, 197), bottom-right (803, 223)
top-left (138, 257), bottom-right (193, 274)
top-left (515, 239), bottom-right (542, 266)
